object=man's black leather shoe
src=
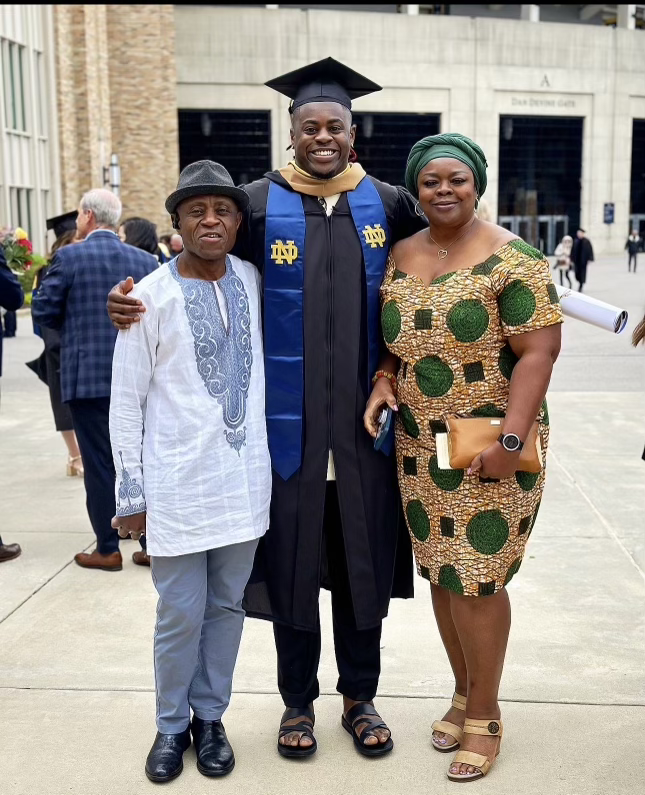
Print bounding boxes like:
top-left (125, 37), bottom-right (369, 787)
top-left (0, 543), bottom-right (21, 563)
top-left (191, 717), bottom-right (235, 777)
top-left (145, 728), bottom-right (191, 783)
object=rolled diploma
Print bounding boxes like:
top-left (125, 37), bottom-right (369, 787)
top-left (555, 286), bottom-right (629, 334)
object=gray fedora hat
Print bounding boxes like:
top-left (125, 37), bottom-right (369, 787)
top-left (165, 160), bottom-right (249, 214)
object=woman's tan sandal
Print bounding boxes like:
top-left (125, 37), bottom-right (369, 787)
top-left (446, 717), bottom-right (503, 783)
top-left (431, 692), bottom-right (467, 753)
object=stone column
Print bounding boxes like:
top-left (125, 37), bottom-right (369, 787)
top-left (617, 5), bottom-right (636, 29)
top-left (520, 5), bottom-right (540, 22)
top-left (53, 5), bottom-right (112, 212)
top-left (106, 5), bottom-right (179, 232)
top-left (53, 4), bottom-right (179, 232)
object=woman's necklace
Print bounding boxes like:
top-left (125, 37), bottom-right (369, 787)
top-left (428, 217), bottom-right (477, 259)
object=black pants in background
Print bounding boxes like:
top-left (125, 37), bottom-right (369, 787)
top-left (3, 310), bottom-right (16, 337)
top-left (273, 483), bottom-right (382, 708)
top-left (556, 268), bottom-right (572, 288)
top-left (68, 397), bottom-right (119, 556)
top-left (628, 253), bottom-right (637, 272)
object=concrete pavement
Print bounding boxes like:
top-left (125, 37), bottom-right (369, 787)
top-left (0, 253), bottom-right (643, 795)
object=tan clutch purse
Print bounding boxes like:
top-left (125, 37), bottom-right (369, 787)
top-left (436, 415), bottom-right (543, 474)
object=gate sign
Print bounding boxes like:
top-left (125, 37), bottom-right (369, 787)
top-left (604, 203), bottom-right (615, 224)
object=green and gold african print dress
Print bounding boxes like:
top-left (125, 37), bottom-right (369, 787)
top-left (381, 240), bottom-right (563, 597)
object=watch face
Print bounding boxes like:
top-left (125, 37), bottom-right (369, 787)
top-left (503, 434), bottom-right (521, 452)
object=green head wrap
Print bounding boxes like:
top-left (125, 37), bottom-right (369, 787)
top-left (405, 133), bottom-right (488, 200)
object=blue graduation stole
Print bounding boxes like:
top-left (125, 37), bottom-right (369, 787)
top-left (264, 176), bottom-right (392, 481)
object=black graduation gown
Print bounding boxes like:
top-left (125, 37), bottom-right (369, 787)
top-left (572, 237), bottom-right (594, 285)
top-left (236, 171), bottom-right (426, 632)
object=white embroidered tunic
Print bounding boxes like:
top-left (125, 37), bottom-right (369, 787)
top-left (109, 255), bottom-right (271, 556)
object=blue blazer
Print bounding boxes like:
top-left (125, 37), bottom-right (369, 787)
top-left (31, 230), bottom-right (158, 402)
top-left (0, 247), bottom-right (24, 378)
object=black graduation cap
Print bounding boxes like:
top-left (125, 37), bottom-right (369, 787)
top-left (46, 210), bottom-right (78, 239)
top-left (265, 57), bottom-right (382, 113)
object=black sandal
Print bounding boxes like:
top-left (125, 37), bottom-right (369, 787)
top-left (277, 706), bottom-right (317, 759)
top-left (342, 702), bottom-right (394, 757)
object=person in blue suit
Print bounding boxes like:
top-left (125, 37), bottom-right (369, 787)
top-left (0, 245), bottom-right (24, 562)
top-left (32, 189), bottom-right (158, 571)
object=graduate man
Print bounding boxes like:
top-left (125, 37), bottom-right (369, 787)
top-left (107, 57), bottom-right (426, 758)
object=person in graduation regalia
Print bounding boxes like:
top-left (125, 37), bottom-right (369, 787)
top-left (106, 57), bottom-right (426, 759)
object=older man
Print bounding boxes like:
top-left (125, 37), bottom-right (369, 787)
top-left (110, 162), bottom-right (270, 782)
top-left (169, 233), bottom-right (183, 254)
top-left (32, 189), bottom-right (158, 570)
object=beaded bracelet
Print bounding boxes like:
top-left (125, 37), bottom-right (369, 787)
top-left (372, 369), bottom-right (398, 391)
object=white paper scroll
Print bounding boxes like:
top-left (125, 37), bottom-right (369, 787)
top-left (555, 286), bottom-right (629, 334)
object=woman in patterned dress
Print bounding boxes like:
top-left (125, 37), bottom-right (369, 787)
top-left (364, 134), bottom-right (562, 782)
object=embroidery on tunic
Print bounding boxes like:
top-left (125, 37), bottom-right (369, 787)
top-left (170, 257), bottom-right (252, 453)
top-left (116, 451), bottom-right (146, 516)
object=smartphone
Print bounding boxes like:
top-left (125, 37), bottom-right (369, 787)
top-left (374, 407), bottom-right (393, 451)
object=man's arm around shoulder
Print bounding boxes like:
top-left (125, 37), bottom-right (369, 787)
top-left (106, 246), bottom-right (157, 331)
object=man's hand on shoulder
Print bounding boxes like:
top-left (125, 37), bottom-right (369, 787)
top-left (107, 276), bottom-right (146, 330)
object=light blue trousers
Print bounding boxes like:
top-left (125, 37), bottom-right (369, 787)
top-left (150, 539), bottom-right (259, 733)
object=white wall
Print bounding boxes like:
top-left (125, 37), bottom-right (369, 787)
top-left (0, 5), bottom-right (60, 255)
top-left (175, 6), bottom-right (645, 254)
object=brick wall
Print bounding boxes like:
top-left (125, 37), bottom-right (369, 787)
top-left (53, 4), bottom-right (178, 234)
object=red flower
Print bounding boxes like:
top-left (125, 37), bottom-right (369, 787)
top-left (17, 238), bottom-right (32, 252)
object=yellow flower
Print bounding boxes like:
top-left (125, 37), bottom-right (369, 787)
top-left (14, 227), bottom-right (28, 240)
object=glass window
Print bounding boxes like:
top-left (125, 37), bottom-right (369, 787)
top-left (9, 43), bottom-right (18, 130)
top-left (8, 188), bottom-right (33, 237)
top-left (15, 43), bottom-right (26, 131)
top-left (2, 40), bottom-right (15, 129)
top-left (352, 112), bottom-right (440, 186)
top-left (9, 187), bottom-right (19, 225)
top-left (2, 40), bottom-right (27, 132)
top-left (178, 110), bottom-right (272, 186)
top-left (19, 188), bottom-right (32, 237)
top-left (630, 119), bottom-right (645, 215)
top-left (36, 52), bottom-right (47, 137)
top-left (498, 115), bottom-right (583, 253)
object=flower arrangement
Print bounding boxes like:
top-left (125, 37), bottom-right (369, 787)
top-left (0, 226), bottom-right (34, 271)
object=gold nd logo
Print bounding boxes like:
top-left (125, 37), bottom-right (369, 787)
top-left (271, 239), bottom-right (299, 266)
top-left (362, 224), bottom-right (386, 248)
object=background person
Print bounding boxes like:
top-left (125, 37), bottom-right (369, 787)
top-left (553, 233), bottom-right (573, 288)
top-left (159, 234), bottom-right (172, 261)
top-left (28, 228), bottom-right (84, 477)
top-left (571, 228), bottom-right (594, 292)
top-left (0, 243), bottom-right (24, 562)
top-left (119, 216), bottom-right (167, 264)
top-left (31, 189), bottom-right (158, 572)
top-left (365, 132), bottom-right (562, 783)
top-left (475, 197), bottom-right (492, 222)
top-left (2, 308), bottom-right (17, 338)
top-left (626, 229), bottom-right (641, 273)
top-left (169, 233), bottom-right (183, 254)
top-left (110, 162), bottom-right (270, 783)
